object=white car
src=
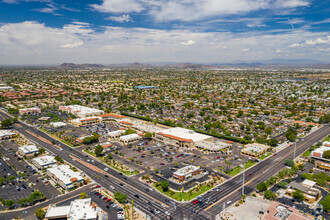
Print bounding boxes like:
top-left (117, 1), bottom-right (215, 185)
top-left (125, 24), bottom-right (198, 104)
top-left (226, 201), bottom-right (232, 205)
top-left (155, 209), bottom-right (160, 214)
top-left (165, 211), bottom-right (170, 215)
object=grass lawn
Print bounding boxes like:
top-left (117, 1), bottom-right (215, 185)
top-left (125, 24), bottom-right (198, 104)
top-left (325, 136), bottom-right (329, 141)
top-left (227, 161), bottom-right (256, 176)
top-left (258, 153), bottom-right (272, 160)
top-left (154, 184), bottom-right (214, 201)
top-left (84, 150), bottom-right (139, 176)
top-left (303, 150), bottom-right (311, 157)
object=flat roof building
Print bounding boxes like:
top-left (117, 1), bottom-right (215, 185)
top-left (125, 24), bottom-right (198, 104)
top-left (19, 107), bottom-right (41, 115)
top-left (0, 130), bottom-right (17, 140)
top-left (50, 122), bottom-right (67, 128)
top-left (311, 145), bottom-right (330, 162)
top-left (264, 202), bottom-right (311, 220)
top-left (17, 144), bottom-right (39, 158)
top-left (173, 165), bottom-right (201, 181)
top-left (45, 198), bottom-right (97, 220)
top-left (119, 133), bottom-right (140, 143)
top-left (107, 130), bottom-right (125, 138)
top-left (241, 143), bottom-right (270, 158)
top-left (70, 117), bottom-right (102, 127)
top-left (47, 165), bottom-right (83, 190)
top-left (59, 105), bottom-right (104, 118)
top-left (32, 155), bottom-right (56, 169)
top-left (156, 127), bottom-right (212, 148)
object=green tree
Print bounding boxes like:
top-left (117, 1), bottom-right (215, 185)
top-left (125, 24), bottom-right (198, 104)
top-left (8, 176), bottom-right (16, 181)
top-left (144, 132), bottom-right (153, 138)
top-left (94, 144), bottom-right (103, 157)
top-left (264, 190), bottom-right (277, 200)
top-left (125, 129), bottom-right (136, 135)
top-left (79, 192), bottom-right (87, 199)
top-left (256, 182), bottom-right (268, 192)
top-left (1, 118), bottom-right (15, 128)
top-left (35, 208), bottom-right (46, 219)
top-left (4, 199), bottom-right (15, 208)
top-left (160, 180), bottom-right (169, 191)
top-left (320, 195), bottom-right (330, 212)
top-left (285, 159), bottom-right (294, 167)
top-left (292, 189), bottom-right (304, 201)
top-left (323, 150), bottom-right (330, 159)
top-left (277, 181), bottom-right (288, 188)
top-left (114, 192), bottom-right (127, 204)
top-left (55, 155), bottom-right (64, 164)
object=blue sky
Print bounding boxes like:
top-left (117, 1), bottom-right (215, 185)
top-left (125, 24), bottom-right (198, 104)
top-left (0, 0), bottom-right (329, 64)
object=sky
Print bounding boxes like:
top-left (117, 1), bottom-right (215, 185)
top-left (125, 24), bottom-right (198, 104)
top-left (0, 0), bottom-right (329, 65)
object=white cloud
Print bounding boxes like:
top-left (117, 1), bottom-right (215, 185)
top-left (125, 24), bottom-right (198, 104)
top-left (181, 40), bottom-right (196, 46)
top-left (106, 14), bottom-right (132, 23)
top-left (61, 41), bottom-right (83, 48)
top-left (147, 0), bottom-right (311, 22)
top-left (91, 0), bottom-right (144, 13)
top-left (0, 21), bottom-right (329, 65)
top-left (289, 43), bottom-right (300, 47)
top-left (305, 36), bottom-right (330, 45)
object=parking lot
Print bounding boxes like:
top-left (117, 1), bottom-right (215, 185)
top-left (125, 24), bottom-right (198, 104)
top-left (0, 156), bottom-right (34, 210)
top-left (0, 144), bottom-right (60, 205)
top-left (109, 137), bottom-right (251, 178)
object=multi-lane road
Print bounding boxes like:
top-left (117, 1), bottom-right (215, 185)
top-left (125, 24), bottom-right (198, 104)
top-left (0, 110), bottom-right (329, 220)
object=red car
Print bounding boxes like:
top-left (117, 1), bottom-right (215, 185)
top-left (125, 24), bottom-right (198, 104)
top-left (106, 199), bottom-right (111, 203)
top-left (97, 193), bottom-right (101, 196)
top-left (217, 156), bottom-right (220, 159)
top-left (142, 154), bottom-right (146, 156)
top-left (103, 197), bottom-right (107, 200)
top-left (95, 185), bottom-right (101, 188)
top-left (44, 181), bottom-right (49, 184)
top-left (192, 200), bottom-right (199, 205)
top-left (176, 155), bottom-right (180, 158)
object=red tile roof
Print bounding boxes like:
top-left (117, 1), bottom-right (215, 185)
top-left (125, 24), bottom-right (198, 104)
top-left (99, 113), bottom-right (127, 119)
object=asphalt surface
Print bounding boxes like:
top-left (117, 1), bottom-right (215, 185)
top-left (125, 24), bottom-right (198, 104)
top-left (0, 109), bottom-right (328, 220)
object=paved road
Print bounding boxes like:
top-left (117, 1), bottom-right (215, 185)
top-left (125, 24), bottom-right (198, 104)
top-left (0, 184), bottom-right (95, 220)
top-left (0, 110), bottom-right (328, 220)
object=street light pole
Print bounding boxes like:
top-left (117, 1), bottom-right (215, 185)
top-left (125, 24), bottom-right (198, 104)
top-left (293, 140), bottom-right (296, 160)
top-left (242, 162), bottom-right (245, 196)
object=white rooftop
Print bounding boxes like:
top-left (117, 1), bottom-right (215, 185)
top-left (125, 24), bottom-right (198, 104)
top-left (108, 130), bottom-right (125, 136)
top-left (173, 165), bottom-right (200, 176)
top-left (50, 122), bottom-right (67, 128)
top-left (158, 127), bottom-right (211, 143)
top-left (120, 133), bottom-right (140, 141)
top-left (18, 145), bottom-right (39, 154)
top-left (33, 155), bottom-right (56, 167)
top-left (302, 179), bottom-right (316, 188)
top-left (60, 105), bottom-right (103, 116)
top-left (45, 198), bottom-right (97, 220)
top-left (242, 143), bottom-right (270, 154)
top-left (69, 198), bottom-right (97, 220)
top-left (197, 140), bottom-right (231, 151)
top-left (47, 165), bottom-right (83, 186)
top-left (0, 130), bottom-right (16, 137)
top-left (45, 205), bottom-right (71, 218)
top-left (312, 145), bottom-right (330, 156)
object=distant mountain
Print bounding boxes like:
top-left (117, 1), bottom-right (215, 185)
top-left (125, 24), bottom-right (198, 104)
top-left (228, 59), bottom-right (327, 66)
top-left (58, 63), bottom-right (105, 69)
